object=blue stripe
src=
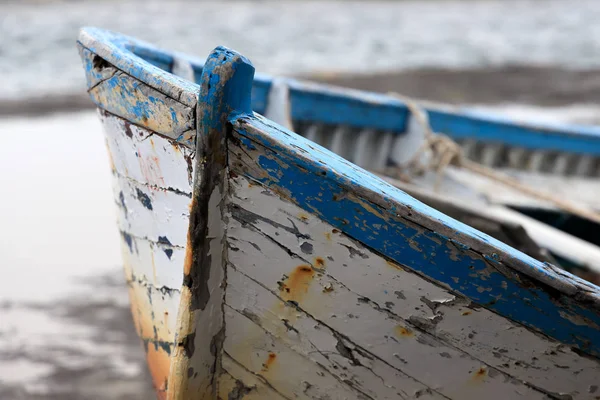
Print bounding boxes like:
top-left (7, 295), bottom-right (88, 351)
top-left (80, 27), bottom-right (600, 158)
top-left (231, 112), bottom-right (600, 357)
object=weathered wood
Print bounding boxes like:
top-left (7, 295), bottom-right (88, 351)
top-left (167, 46), bottom-right (255, 399)
top-left (218, 357), bottom-right (287, 400)
top-left (225, 174), bottom-right (600, 399)
top-left (78, 28), bottom-right (199, 107)
top-left (226, 265), bottom-right (445, 400)
top-left (96, 92), bottom-right (193, 398)
top-left (80, 28), bottom-right (600, 400)
top-left (101, 111), bottom-right (195, 193)
top-left (112, 174), bottom-right (191, 247)
top-left (228, 113), bottom-right (600, 358)
top-left (89, 70), bottom-right (195, 144)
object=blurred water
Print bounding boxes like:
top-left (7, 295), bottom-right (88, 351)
top-left (2, 0), bottom-right (600, 100)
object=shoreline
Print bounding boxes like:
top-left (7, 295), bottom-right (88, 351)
top-left (3, 65), bottom-right (600, 118)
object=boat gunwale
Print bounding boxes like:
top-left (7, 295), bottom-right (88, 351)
top-left (78, 27), bottom-right (600, 157)
top-left (79, 27), bottom-right (600, 359)
top-left (229, 110), bottom-right (600, 357)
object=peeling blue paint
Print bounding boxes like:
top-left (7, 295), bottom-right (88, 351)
top-left (79, 27), bottom-right (600, 158)
top-left (231, 113), bottom-right (600, 357)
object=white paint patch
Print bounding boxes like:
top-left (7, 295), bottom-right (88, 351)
top-left (224, 174), bottom-right (600, 399)
top-left (101, 112), bottom-right (194, 193)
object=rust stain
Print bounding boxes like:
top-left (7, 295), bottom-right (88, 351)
top-left (138, 148), bottom-right (166, 187)
top-left (314, 257), bottom-right (326, 269)
top-left (151, 250), bottom-right (158, 285)
top-left (462, 311), bottom-right (472, 316)
top-left (280, 265), bottom-right (315, 303)
top-left (183, 198), bottom-right (197, 276)
top-left (104, 141), bottom-right (116, 172)
top-left (395, 325), bottom-right (414, 338)
top-left (127, 286), bottom-right (143, 337)
top-left (324, 232), bottom-right (332, 241)
top-left (298, 213), bottom-right (309, 222)
top-left (472, 367), bottom-right (487, 382)
top-left (322, 283), bottom-right (334, 293)
top-left (146, 343), bottom-right (171, 396)
top-left (261, 352), bottom-right (277, 372)
top-left (331, 228), bottom-right (340, 234)
top-left (386, 259), bottom-right (403, 271)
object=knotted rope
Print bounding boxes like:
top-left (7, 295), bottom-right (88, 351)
top-left (388, 93), bottom-right (600, 225)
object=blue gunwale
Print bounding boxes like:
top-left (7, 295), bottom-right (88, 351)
top-left (80, 27), bottom-right (600, 357)
top-left (230, 111), bottom-right (600, 358)
top-left (78, 27), bottom-right (600, 157)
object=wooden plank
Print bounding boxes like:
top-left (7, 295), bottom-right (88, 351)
top-left (80, 28), bottom-right (600, 159)
top-left (226, 175), bottom-right (600, 399)
top-left (120, 232), bottom-right (185, 291)
top-left (228, 113), bottom-right (600, 359)
top-left (224, 306), bottom-right (372, 400)
top-left (101, 111), bottom-right (194, 194)
top-left (218, 355), bottom-right (288, 400)
top-left (167, 46), bottom-right (256, 399)
top-left (112, 173), bottom-right (191, 247)
top-left (226, 266), bottom-right (445, 400)
top-left (89, 70), bottom-right (195, 145)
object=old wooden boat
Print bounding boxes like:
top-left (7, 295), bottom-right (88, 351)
top-left (78, 27), bottom-right (600, 399)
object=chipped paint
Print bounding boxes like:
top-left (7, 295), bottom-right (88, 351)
top-left (225, 175), bottom-right (600, 399)
top-left (229, 114), bottom-right (600, 358)
top-left (81, 28), bottom-right (600, 400)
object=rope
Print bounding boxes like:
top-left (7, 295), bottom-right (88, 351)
top-left (388, 92), bottom-right (600, 225)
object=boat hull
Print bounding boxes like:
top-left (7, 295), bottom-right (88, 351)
top-left (79, 27), bottom-right (600, 399)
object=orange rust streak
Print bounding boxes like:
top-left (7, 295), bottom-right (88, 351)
top-left (127, 286), bottom-right (143, 337)
top-left (105, 141), bottom-right (116, 172)
top-left (471, 367), bottom-right (487, 382)
top-left (386, 259), bottom-right (403, 271)
top-left (183, 198), bottom-right (197, 276)
top-left (280, 265), bottom-right (315, 303)
top-left (298, 213), bottom-right (309, 222)
top-left (146, 344), bottom-right (171, 396)
top-left (395, 326), bottom-right (414, 338)
top-left (314, 257), bottom-right (326, 269)
top-left (261, 352), bottom-right (277, 372)
top-left (324, 232), bottom-right (331, 241)
top-left (128, 282), bottom-right (170, 342)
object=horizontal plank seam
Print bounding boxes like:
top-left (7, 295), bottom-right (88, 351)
top-left (228, 212), bottom-right (554, 398)
top-left (112, 169), bottom-right (193, 198)
top-left (118, 230), bottom-right (186, 249)
top-left (226, 262), bottom-right (451, 400)
top-left (125, 275), bottom-right (181, 295)
top-left (229, 134), bottom-right (600, 347)
top-left (231, 126), bottom-right (599, 304)
top-left (222, 352), bottom-right (293, 400)
top-left (79, 43), bottom-right (194, 108)
top-left (225, 303), bottom-right (378, 400)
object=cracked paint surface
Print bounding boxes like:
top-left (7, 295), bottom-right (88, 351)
top-left (81, 28), bottom-right (600, 399)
